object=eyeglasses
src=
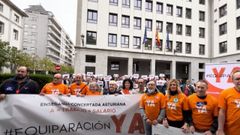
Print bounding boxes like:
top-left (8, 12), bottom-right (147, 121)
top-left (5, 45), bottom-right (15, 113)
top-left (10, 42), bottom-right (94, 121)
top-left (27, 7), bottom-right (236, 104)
top-left (148, 83), bottom-right (155, 86)
top-left (234, 78), bottom-right (240, 80)
top-left (170, 84), bottom-right (177, 86)
top-left (54, 77), bottom-right (61, 79)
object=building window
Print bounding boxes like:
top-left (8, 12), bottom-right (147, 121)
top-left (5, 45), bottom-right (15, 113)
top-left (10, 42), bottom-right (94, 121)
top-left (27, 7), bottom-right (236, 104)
top-left (186, 25), bottom-right (191, 36)
top-left (87, 10), bottom-right (98, 23)
top-left (199, 63), bottom-right (204, 69)
top-left (166, 4), bottom-right (173, 16)
top-left (145, 19), bottom-right (152, 31)
top-left (85, 66), bottom-right (95, 74)
top-left (219, 4), bottom-right (227, 18)
top-left (145, 0), bottom-right (153, 12)
top-left (122, 15), bottom-right (130, 28)
top-left (156, 2), bottom-right (163, 14)
top-left (88, 0), bottom-right (98, 2)
top-left (166, 40), bottom-right (172, 52)
top-left (199, 44), bottom-right (205, 55)
top-left (133, 36), bottom-right (141, 49)
top-left (199, 0), bottom-right (205, 5)
top-left (134, 17), bottom-right (141, 29)
top-left (0, 3), bottom-right (3, 12)
top-left (237, 16), bottom-right (240, 29)
top-left (166, 22), bottom-right (173, 34)
top-left (186, 43), bottom-right (191, 54)
top-left (219, 41), bottom-right (227, 53)
top-left (186, 8), bottom-right (192, 19)
top-left (176, 41), bottom-right (182, 53)
top-left (237, 37), bottom-right (240, 50)
top-left (144, 38), bottom-right (152, 50)
top-left (176, 24), bottom-right (182, 35)
top-left (156, 40), bottom-right (163, 51)
top-left (156, 21), bottom-right (163, 32)
top-left (0, 21), bottom-right (4, 34)
top-left (13, 29), bottom-right (18, 40)
top-left (199, 27), bottom-right (205, 38)
top-left (237, 0), bottom-right (240, 9)
top-left (109, 0), bottom-right (118, 6)
top-left (122, 0), bottom-right (130, 8)
top-left (199, 11), bottom-right (205, 21)
top-left (109, 13), bottom-right (118, 26)
top-left (86, 31), bottom-right (97, 45)
top-left (86, 55), bottom-right (96, 63)
top-left (219, 23), bottom-right (227, 35)
top-left (176, 6), bottom-right (182, 17)
top-left (134, 0), bottom-right (142, 10)
top-left (121, 35), bottom-right (129, 48)
top-left (14, 14), bottom-right (19, 23)
top-left (108, 33), bottom-right (117, 47)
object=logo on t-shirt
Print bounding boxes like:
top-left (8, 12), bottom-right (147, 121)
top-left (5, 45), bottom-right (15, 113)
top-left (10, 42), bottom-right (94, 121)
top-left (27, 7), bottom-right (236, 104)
top-left (167, 102), bottom-right (176, 110)
top-left (146, 100), bottom-right (155, 107)
top-left (74, 89), bottom-right (81, 95)
top-left (6, 87), bottom-right (14, 91)
top-left (234, 99), bottom-right (240, 108)
top-left (196, 102), bottom-right (207, 113)
top-left (51, 89), bottom-right (60, 95)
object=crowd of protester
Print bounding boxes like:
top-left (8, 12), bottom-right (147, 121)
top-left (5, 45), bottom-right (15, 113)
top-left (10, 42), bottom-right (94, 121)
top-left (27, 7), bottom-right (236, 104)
top-left (0, 66), bottom-right (240, 135)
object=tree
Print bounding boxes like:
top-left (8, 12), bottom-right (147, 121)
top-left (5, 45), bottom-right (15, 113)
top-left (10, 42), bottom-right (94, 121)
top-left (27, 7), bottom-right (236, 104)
top-left (39, 57), bottom-right (54, 74)
top-left (0, 40), bottom-right (10, 71)
top-left (60, 64), bottom-right (74, 74)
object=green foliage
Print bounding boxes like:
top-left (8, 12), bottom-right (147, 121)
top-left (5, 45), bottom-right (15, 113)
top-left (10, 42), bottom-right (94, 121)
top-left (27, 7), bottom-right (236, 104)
top-left (0, 40), bottom-right (10, 70)
top-left (29, 74), bottom-right (53, 90)
top-left (0, 40), bottom-right (74, 74)
top-left (60, 64), bottom-right (74, 74)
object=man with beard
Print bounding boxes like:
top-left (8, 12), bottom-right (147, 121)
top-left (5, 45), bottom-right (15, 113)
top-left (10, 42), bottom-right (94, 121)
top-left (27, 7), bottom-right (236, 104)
top-left (134, 78), bottom-right (146, 94)
top-left (0, 66), bottom-right (40, 101)
top-left (139, 81), bottom-right (166, 135)
top-left (68, 73), bottom-right (89, 96)
top-left (103, 80), bottom-right (122, 95)
top-left (40, 73), bottom-right (68, 95)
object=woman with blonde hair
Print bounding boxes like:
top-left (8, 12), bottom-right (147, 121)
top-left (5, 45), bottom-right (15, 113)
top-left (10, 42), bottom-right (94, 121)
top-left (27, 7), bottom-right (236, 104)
top-left (163, 79), bottom-right (189, 133)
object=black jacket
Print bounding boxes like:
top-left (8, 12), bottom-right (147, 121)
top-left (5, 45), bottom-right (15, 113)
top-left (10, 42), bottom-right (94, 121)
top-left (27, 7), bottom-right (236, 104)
top-left (0, 77), bottom-right (39, 94)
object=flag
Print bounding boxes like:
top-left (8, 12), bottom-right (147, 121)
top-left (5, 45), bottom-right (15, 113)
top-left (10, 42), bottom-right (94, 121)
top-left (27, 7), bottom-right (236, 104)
top-left (166, 31), bottom-right (170, 49)
top-left (155, 28), bottom-right (161, 48)
top-left (142, 27), bottom-right (147, 45)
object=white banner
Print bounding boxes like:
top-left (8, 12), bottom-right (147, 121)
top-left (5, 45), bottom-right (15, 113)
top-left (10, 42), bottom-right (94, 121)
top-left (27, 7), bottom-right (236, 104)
top-left (0, 95), bottom-right (144, 135)
top-left (0, 95), bottom-right (205, 135)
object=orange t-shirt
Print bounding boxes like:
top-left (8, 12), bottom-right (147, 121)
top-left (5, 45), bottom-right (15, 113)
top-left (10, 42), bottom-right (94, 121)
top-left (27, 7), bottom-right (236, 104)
top-left (139, 92), bottom-right (166, 121)
top-left (165, 93), bottom-right (189, 121)
top-left (41, 83), bottom-right (68, 95)
top-left (218, 87), bottom-right (240, 135)
top-left (84, 89), bottom-right (101, 96)
top-left (121, 89), bottom-right (131, 94)
top-left (69, 82), bottom-right (89, 95)
top-left (188, 94), bottom-right (218, 131)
